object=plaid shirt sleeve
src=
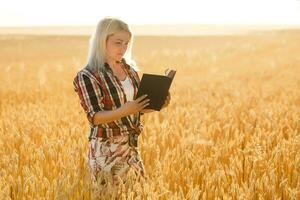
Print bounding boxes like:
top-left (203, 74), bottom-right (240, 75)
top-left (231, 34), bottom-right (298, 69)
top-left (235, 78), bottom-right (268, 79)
top-left (73, 71), bottom-right (104, 126)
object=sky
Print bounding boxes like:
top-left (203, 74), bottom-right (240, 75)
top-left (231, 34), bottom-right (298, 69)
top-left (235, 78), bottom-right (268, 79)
top-left (0, 0), bottom-right (300, 27)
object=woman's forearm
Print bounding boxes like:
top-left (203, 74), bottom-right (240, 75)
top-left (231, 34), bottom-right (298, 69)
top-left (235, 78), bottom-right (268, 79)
top-left (91, 95), bottom-right (150, 125)
top-left (92, 107), bottom-right (129, 125)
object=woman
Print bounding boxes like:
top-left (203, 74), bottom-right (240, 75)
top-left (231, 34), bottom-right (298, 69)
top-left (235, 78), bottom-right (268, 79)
top-left (73, 17), bottom-right (170, 186)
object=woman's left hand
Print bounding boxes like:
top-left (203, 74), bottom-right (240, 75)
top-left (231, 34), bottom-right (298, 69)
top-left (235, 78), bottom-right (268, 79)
top-left (141, 92), bottom-right (171, 114)
top-left (161, 92), bottom-right (171, 109)
top-left (141, 108), bottom-right (155, 113)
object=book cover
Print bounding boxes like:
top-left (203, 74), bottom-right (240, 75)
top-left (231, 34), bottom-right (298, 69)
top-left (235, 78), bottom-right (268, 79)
top-left (136, 69), bottom-right (176, 111)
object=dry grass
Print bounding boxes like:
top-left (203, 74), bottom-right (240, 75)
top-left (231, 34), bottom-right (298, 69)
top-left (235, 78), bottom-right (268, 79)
top-left (0, 30), bottom-right (299, 199)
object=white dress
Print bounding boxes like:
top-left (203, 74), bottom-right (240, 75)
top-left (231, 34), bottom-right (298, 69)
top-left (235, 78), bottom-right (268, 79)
top-left (120, 76), bottom-right (135, 121)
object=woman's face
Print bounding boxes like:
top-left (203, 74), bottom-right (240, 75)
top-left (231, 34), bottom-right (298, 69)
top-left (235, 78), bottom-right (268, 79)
top-left (106, 30), bottom-right (131, 63)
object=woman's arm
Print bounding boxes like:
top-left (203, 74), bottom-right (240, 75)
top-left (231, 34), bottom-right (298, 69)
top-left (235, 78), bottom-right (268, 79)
top-left (92, 95), bottom-right (149, 125)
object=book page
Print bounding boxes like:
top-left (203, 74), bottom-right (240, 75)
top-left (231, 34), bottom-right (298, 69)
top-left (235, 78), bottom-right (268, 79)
top-left (165, 68), bottom-right (176, 79)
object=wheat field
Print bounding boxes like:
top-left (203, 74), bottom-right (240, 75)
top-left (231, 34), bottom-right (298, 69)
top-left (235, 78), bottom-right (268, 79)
top-left (0, 30), bottom-right (299, 199)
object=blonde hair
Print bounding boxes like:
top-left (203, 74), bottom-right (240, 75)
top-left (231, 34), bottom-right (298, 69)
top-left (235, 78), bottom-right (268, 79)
top-left (86, 17), bottom-right (138, 73)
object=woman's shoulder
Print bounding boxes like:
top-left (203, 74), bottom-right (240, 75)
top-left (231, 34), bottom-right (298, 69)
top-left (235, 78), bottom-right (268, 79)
top-left (78, 64), bottom-right (108, 77)
top-left (74, 67), bottom-right (89, 79)
top-left (74, 66), bottom-right (100, 84)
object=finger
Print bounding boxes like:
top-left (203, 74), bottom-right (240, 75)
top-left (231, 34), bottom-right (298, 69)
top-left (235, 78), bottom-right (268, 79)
top-left (165, 97), bottom-right (170, 103)
top-left (137, 99), bottom-right (149, 109)
top-left (166, 96), bottom-right (170, 102)
top-left (142, 102), bottom-right (150, 108)
top-left (167, 94), bottom-right (171, 100)
top-left (143, 109), bottom-right (154, 112)
top-left (141, 101), bottom-right (150, 109)
top-left (136, 94), bottom-right (148, 102)
top-left (139, 98), bottom-right (150, 105)
top-left (166, 94), bottom-right (170, 101)
top-left (164, 100), bottom-right (170, 107)
top-left (141, 98), bottom-right (150, 105)
top-left (142, 99), bottom-right (150, 107)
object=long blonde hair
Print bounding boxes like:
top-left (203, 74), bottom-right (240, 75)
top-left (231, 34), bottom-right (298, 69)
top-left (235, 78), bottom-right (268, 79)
top-left (86, 17), bottom-right (138, 73)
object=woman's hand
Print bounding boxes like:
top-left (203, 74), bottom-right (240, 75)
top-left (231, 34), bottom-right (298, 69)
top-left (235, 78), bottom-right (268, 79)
top-left (122, 95), bottom-right (150, 115)
top-left (161, 92), bottom-right (171, 109)
top-left (141, 108), bottom-right (155, 113)
top-left (141, 92), bottom-right (171, 114)
top-left (92, 95), bottom-right (149, 125)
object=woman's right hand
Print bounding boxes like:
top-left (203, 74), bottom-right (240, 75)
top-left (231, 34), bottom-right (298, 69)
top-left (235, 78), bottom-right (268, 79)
top-left (122, 95), bottom-right (150, 115)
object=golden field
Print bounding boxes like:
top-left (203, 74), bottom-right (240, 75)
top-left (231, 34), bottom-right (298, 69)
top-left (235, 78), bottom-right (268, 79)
top-left (0, 29), bottom-right (299, 199)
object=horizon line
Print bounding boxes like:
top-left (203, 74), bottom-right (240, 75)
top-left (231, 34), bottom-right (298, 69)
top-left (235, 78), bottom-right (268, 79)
top-left (1, 23), bottom-right (300, 28)
top-left (0, 24), bottom-right (299, 36)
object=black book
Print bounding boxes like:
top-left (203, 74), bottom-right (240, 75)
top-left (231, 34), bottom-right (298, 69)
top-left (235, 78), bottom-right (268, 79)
top-left (136, 69), bottom-right (176, 111)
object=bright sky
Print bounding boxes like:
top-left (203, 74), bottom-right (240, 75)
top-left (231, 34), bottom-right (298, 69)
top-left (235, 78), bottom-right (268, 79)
top-left (1, 0), bottom-right (300, 26)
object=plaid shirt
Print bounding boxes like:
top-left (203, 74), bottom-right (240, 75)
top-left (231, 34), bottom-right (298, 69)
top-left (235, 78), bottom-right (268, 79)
top-left (73, 60), bottom-right (143, 141)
